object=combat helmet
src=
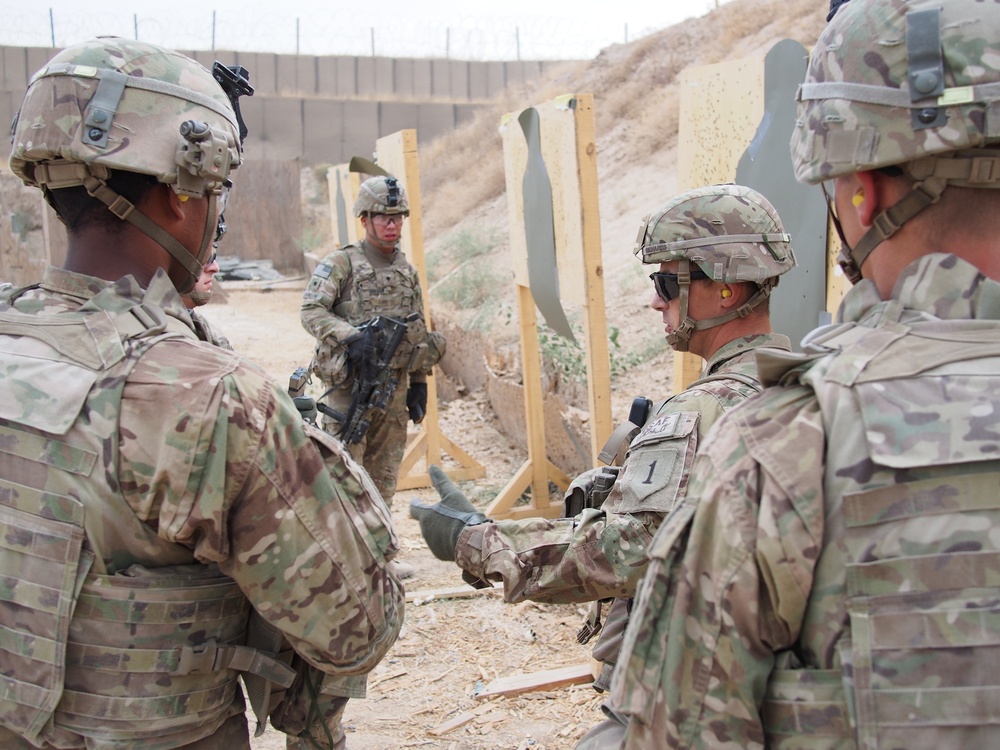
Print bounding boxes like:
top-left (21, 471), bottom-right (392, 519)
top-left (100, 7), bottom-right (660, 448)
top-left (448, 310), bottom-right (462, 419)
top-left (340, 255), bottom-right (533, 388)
top-left (353, 176), bottom-right (409, 217)
top-left (9, 37), bottom-right (252, 292)
top-left (791, 0), bottom-right (1000, 282)
top-left (635, 183), bottom-right (795, 351)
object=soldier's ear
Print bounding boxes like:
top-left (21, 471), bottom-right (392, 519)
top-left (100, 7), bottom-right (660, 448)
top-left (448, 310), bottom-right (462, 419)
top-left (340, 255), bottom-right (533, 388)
top-left (854, 171), bottom-right (883, 228)
top-left (166, 188), bottom-right (188, 221)
top-left (137, 183), bottom-right (185, 224)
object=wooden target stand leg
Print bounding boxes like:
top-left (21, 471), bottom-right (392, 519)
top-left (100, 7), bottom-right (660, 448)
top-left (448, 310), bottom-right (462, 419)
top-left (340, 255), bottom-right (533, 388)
top-left (375, 129), bottom-right (485, 492)
top-left (396, 374), bottom-right (485, 489)
top-left (483, 284), bottom-right (570, 520)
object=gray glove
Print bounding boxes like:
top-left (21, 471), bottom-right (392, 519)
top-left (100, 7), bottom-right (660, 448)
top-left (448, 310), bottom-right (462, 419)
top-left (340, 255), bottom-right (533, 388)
top-left (292, 396), bottom-right (318, 424)
top-left (409, 465), bottom-right (489, 561)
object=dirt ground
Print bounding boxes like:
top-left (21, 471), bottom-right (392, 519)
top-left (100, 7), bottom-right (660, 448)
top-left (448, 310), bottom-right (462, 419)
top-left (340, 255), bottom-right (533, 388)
top-left (200, 288), bottom-right (622, 750)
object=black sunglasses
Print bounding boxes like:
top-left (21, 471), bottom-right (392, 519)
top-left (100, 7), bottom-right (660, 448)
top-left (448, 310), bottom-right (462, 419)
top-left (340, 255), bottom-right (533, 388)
top-left (649, 268), bottom-right (709, 302)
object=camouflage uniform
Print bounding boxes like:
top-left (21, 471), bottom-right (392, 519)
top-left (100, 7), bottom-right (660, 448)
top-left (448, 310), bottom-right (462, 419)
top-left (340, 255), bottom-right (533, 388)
top-left (189, 308), bottom-right (233, 350)
top-left (583, 0), bottom-right (1000, 746)
top-left (1, 39), bottom-right (403, 749)
top-left (0, 270), bottom-right (403, 749)
top-left (406, 184), bottom-right (795, 696)
top-left (301, 238), bottom-right (431, 505)
top-left (601, 254), bottom-right (1000, 748)
top-left (457, 333), bottom-right (788, 677)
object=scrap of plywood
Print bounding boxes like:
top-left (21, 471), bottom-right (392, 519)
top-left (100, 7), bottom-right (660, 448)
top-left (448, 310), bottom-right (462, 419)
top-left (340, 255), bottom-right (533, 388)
top-left (368, 667), bottom-right (409, 688)
top-left (500, 95), bottom-right (587, 307)
top-left (473, 662), bottom-right (594, 700)
top-left (405, 584), bottom-right (500, 605)
top-left (427, 703), bottom-right (496, 736)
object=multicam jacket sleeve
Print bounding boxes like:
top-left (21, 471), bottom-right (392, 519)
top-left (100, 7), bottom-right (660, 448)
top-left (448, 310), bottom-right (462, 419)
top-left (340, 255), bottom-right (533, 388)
top-left (300, 248), bottom-right (358, 347)
top-left (454, 333), bottom-right (791, 606)
top-left (119, 334), bottom-right (403, 680)
top-left (608, 366), bottom-right (827, 747)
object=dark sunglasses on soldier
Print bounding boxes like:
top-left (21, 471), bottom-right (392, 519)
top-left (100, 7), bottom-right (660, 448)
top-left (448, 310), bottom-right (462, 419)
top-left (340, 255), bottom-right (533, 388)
top-left (649, 268), bottom-right (709, 303)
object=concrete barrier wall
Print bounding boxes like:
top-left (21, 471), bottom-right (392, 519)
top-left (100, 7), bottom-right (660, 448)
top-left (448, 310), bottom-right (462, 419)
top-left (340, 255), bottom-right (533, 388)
top-left (2, 45), bottom-right (559, 164)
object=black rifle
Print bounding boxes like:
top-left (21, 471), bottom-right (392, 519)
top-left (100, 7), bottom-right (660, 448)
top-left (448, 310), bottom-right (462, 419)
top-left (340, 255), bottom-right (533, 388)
top-left (325, 314), bottom-right (414, 445)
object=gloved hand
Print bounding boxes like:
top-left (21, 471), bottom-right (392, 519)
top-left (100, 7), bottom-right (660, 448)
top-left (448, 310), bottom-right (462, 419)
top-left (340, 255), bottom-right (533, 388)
top-left (292, 396), bottom-right (318, 423)
top-left (409, 465), bottom-right (489, 561)
top-left (343, 331), bottom-right (365, 375)
top-left (406, 382), bottom-right (428, 423)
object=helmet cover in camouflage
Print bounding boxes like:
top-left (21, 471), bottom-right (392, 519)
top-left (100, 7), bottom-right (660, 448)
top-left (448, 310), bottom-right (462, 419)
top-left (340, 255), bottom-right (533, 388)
top-left (634, 183), bottom-right (795, 287)
top-left (792, 0), bottom-right (1000, 186)
top-left (353, 176), bottom-right (410, 217)
top-left (9, 37), bottom-right (242, 197)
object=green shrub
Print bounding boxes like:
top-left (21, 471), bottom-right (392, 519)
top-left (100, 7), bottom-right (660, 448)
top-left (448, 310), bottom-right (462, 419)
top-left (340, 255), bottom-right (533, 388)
top-left (538, 322), bottom-right (664, 384)
top-left (436, 263), bottom-right (502, 310)
top-left (440, 227), bottom-right (502, 263)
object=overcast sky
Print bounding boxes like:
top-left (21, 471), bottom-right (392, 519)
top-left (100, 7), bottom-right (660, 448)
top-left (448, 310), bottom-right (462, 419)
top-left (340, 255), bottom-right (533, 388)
top-left (1, 1), bottom-right (735, 60)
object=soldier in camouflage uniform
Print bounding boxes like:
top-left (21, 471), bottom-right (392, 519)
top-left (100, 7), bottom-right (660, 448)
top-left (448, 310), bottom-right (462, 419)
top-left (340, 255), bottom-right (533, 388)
top-left (183, 251), bottom-right (233, 350)
top-left (301, 177), bottom-right (444, 507)
top-left (0, 38), bottom-right (403, 750)
top-left (579, 0), bottom-right (1000, 747)
top-left (411, 184), bottom-right (794, 694)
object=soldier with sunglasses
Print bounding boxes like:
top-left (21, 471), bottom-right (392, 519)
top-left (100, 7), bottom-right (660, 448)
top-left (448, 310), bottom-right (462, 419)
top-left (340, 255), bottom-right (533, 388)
top-left (581, 0), bottom-right (1000, 746)
top-left (411, 183), bottom-right (795, 698)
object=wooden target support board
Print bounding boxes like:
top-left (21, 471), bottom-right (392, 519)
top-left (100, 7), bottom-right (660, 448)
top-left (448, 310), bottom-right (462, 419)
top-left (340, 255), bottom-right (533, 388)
top-left (674, 40), bottom-right (841, 390)
top-left (375, 130), bottom-right (486, 490)
top-left (326, 164), bottom-right (363, 249)
top-left (488, 93), bottom-right (612, 520)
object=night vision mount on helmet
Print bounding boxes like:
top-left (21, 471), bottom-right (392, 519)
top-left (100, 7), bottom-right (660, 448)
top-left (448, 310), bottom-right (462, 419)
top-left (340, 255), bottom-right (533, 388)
top-left (353, 176), bottom-right (410, 218)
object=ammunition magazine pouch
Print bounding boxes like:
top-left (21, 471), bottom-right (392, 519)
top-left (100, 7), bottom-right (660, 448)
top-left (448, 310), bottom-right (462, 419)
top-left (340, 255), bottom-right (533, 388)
top-left (243, 611), bottom-right (297, 737)
top-left (57, 566), bottom-right (295, 744)
top-left (563, 466), bottom-right (623, 517)
top-left (0, 278), bottom-right (295, 746)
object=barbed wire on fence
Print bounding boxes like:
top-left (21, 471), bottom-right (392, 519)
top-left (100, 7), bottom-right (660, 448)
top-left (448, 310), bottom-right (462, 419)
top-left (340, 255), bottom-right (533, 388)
top-left (0, 4), bottom-right (729, 61)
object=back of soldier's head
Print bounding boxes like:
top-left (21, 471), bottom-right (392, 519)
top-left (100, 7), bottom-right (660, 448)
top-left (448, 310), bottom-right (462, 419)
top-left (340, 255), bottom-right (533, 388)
top-left (9, 37), bottom-right (248, 290)
top-left (635, 183), bottom-right (795, 290)
top-left (793, 0), bottom-right (1000, 186)
top-left (10, 38), bottom-right (243, 208)
top-left (792, 0), bottom-right (1000, 281)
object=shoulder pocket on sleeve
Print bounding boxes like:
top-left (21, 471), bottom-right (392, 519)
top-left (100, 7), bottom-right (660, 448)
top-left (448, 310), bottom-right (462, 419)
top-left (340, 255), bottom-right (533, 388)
top-left (609, 412), bottom-right (700, 515)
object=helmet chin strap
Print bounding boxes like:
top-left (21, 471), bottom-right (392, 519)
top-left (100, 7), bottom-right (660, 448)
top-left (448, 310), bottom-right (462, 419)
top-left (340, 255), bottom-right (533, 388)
top-left (838, 175), bottom-right (948, 284)
top-left (664, 259), bottom-right (772, 351)
top-left (185, 288), bottom-right (213, 306)
top-left (83, 175), bottom-right (216, 294)
top-left (836, 149), bottom-right (1000, 284)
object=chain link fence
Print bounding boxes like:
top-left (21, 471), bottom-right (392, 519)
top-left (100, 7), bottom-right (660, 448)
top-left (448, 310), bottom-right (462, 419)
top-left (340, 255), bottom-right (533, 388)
top-left (0, 4), bottom-right (729, 61)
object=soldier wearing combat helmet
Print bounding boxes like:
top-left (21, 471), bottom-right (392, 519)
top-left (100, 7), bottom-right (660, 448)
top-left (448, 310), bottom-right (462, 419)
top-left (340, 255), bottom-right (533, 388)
top-left (1, 38), bottom-right (402, 749)
top-left (579, 0), bottom-right (1000, 747)
top-left (301, 175), bottom-right (445, 519)
top-left (411, 184), bottom-right (794, 706)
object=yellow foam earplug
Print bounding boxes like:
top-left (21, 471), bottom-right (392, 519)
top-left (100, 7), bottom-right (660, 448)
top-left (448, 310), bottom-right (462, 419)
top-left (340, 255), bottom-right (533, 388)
top-left (178, 194), bottom-right (189, 203)
top-left (852, 191), bottom-right (864, 207)
top-left (721, 289), bottom-right (732, 298)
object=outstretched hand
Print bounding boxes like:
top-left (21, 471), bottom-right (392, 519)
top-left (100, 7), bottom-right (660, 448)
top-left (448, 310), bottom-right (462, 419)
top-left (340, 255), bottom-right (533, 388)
top-left (409, 465), bottom-right (489, 561)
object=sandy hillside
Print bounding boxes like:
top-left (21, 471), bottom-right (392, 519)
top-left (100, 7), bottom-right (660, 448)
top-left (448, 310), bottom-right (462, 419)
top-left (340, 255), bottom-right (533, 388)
top-left (407, 0), bottom-right (827, 429)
